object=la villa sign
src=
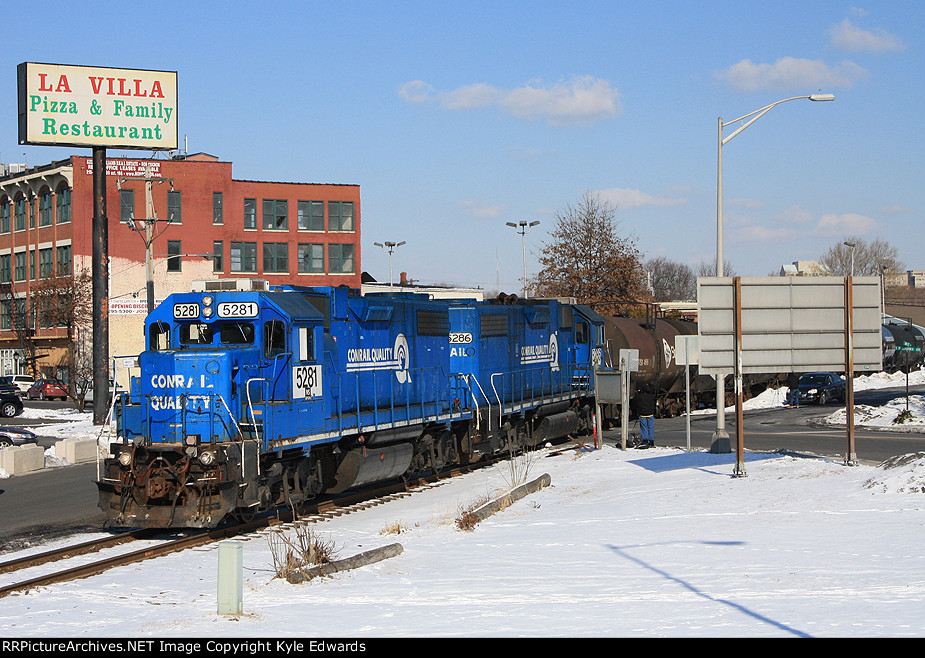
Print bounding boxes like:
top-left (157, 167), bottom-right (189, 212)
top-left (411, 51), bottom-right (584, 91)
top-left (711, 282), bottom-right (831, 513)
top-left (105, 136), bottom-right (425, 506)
top-left (18, 62), bottom-right (178, 150)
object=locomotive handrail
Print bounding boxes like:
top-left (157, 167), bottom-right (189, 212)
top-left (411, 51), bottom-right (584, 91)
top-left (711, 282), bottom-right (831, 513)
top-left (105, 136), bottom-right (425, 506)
top-left (465, 373), bottom-right (491, 432)
top-left (245, 377), bottom-right (267, 445)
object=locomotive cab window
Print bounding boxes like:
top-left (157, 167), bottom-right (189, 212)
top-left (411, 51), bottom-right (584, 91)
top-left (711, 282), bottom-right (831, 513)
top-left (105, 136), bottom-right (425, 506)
top-left (576, 321), bottom-right (588, 344)
top-left (298, 326), bottom-right (315, 362)
top-left (179, 323), bottom-right (213, 345)
top-left (220, 322), bottom-right (255, 345)
top-left (264, 319), bottom-right (287, 358)
top-left (149, 322), bottom-right (171, 351)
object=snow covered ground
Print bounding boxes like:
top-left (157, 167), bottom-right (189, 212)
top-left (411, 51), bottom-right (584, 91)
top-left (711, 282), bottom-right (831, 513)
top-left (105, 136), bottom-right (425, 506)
top-left (1, 370), bottom-right (924, 638)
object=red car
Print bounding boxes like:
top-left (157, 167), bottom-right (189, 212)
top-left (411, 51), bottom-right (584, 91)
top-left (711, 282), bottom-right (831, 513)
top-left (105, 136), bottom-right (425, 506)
top-left (27, 379), bottom-right (69, 401)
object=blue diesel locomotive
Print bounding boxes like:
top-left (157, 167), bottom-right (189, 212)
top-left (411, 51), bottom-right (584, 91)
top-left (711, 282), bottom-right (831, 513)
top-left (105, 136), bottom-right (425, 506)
top-left (97, 280), bottom-right (604, 528)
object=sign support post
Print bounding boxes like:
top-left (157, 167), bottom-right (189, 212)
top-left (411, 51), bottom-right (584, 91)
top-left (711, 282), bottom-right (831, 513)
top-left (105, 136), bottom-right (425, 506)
top-left (91, 147), bottom-right (109, 425)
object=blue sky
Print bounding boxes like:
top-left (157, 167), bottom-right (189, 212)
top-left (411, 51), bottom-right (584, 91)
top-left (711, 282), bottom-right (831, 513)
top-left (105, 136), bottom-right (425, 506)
top-left (4, 1), bottom-right (921, 294)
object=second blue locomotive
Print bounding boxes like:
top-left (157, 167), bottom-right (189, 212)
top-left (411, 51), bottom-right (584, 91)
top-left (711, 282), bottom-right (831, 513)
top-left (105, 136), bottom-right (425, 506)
top-left (98, 280), bottom-right (604, 528)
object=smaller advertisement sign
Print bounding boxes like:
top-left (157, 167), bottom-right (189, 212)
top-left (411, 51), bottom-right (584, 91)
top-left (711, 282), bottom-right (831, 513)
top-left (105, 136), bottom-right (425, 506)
top-left (18, 62), bottom-right (178, 150)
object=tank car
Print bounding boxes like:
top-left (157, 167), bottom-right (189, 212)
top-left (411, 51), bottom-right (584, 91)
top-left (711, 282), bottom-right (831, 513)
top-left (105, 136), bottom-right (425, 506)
top-left (882, 321), bottom-right (925, 372)
top-left (97, 280), bottom-right (603, 529)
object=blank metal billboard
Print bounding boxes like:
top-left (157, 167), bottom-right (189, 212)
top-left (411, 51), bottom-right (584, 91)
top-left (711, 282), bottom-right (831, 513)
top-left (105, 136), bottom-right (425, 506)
top-left (697, 276), bottom-right (882, 376)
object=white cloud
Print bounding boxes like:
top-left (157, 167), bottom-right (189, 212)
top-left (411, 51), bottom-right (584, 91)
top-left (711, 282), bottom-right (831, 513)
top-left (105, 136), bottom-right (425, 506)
top-left (731, 225), bottom-right (796, 242)
top-left (398, 76), bottom-right (622, 126)
top-left (457, 200), bottom-right (504, 219)
top-left (814, 212), bottom-right (879, 235)
top-left (718, 57), bottom-right (868, 92)
top-left (397, 80), bottom-right (435, 103)
top-left (597, 187), bottom-right (686, 210)
top-left (829, 18), bottom-right (905, 53)
top-left (777, 205), bottom-right (814, 225)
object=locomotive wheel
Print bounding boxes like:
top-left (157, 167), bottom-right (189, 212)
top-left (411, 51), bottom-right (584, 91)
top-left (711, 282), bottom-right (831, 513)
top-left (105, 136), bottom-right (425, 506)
top-left (232, 505), bottom-right (257, 523)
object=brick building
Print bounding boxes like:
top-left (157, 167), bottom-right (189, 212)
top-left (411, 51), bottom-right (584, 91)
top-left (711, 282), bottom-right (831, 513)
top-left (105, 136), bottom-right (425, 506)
top-left (0, 153), bottom-right (361, 383)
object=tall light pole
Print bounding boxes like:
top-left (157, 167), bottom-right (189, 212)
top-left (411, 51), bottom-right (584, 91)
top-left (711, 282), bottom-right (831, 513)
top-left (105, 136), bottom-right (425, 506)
top-left (373, 241), bottom-right (406, 286)
top-left (844, 241), bottom-right (856, 277)
top-left (506, 220), bottom-right (540, 297)
top-left (714, 93), bottom-right (834, 451)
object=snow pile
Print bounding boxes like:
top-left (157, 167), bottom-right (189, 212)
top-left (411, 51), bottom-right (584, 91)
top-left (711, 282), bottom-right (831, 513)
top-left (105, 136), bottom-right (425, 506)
top-left (864, 452), bottom-right (925, 494)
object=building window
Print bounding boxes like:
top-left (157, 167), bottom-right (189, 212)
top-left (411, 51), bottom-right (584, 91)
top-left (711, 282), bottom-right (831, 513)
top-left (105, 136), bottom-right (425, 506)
top-left (168, 190), bottom-right (182, 224)
top-left (0, 300), bottom-right (9, 331)
top-left (262, 199), bottom-right (288, 230)
top-left (0, 200), bottom-right (9, 234)
top-left (120, 189), bottom-right (135, 223)
top-left (212, 241), bottom-right (223, 272)
top-left (29, 251), bottom-right (35, 280)
top-left (38, 248), bottom-right (53, 278)
top-left (39, 190), bottom-right (53, 227)
top-left (328, 243), bottom-right (355, 274)
top-left (56, 245), bottom-right (72, 276)
top-left (12, 197), bottom-right (25, 233)
top-left (263, 242), bottom-right (288, 273)
top-left (213, 192), bottom-right (223, 224)
top-left (16, 196), bottom-right (28, 231)
top-left (328, 201), bottom-right (354, 231)
top-left (56, 186), bottom-right (71, 224)
top-left (230, 242), bottom-right (257, 272)
top-left (166, 240), bottom-right (181, 272)
top-left (297, 200), bottom-right (324, 231)
top-left (14, 252), bottom-right (26, 281)
top-left (297, 243), bottom-right (325, 273)
top-left (0, 255), bottom-right (10, 283)
top-left (244, 198), bottom-right (256, 229)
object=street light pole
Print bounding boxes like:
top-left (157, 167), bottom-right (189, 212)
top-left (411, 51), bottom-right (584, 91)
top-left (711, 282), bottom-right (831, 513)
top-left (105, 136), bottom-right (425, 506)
top-left (714, 93), bottom-right (834, 451)
top-left (844, 241), bottom-right (857, 277)
top-left (506, 220), bottom-right (540, 297)
top-left (373, 241), bottom-right (406, 286)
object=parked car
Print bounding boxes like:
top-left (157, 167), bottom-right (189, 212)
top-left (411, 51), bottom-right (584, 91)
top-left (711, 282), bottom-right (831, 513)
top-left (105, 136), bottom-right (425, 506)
top-left (26, 379), bottom-right (69, 401)
top-left (0, 377), bottom-right (22, 397)
top-left (798, 372), bottom-right (846, 405)
top-left (0, 391), bottom-right (24, 418)
top-left (7, 375), bottom-right (35, 394)
top-left (82, 381), bottom-right (128, 404)
top-left (0, 425), bottom-right (35, 447)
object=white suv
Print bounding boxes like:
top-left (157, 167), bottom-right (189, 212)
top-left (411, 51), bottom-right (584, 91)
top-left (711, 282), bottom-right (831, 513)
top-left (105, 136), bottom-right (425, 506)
top-left (9, 375), bottom-right (35, 394)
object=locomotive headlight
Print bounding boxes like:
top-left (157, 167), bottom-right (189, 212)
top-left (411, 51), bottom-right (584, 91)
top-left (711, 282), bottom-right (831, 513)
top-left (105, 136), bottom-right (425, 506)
top-left (202, 295), bottom-right (213, 307)
top-left (202, 306), bottom-right (213, 317)
top-left (117, 450), bottom-right (133, 467)
top-left (199, 450), bottom-right (217, 467)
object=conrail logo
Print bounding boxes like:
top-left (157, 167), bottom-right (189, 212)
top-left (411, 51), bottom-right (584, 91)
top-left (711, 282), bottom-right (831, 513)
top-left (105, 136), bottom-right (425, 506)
top-left (346, 333), bottom-right (411, 383)
top-left (520, 333), bottom-right (559, 371)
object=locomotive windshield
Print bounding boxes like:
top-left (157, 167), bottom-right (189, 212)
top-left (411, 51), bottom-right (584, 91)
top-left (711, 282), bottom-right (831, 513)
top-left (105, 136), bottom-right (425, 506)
top-left (150, 321), bottom-right (256, 350)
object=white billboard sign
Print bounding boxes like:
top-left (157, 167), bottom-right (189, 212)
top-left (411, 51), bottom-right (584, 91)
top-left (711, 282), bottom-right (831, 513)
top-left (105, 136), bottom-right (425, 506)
top-left (18, 62), bottom-right (178, 150)
top-left (697, 276), bottom-right (882, 376)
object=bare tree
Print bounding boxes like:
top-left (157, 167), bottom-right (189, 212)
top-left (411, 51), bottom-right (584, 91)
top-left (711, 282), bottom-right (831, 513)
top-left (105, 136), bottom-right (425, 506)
top-left (696, 260), bottom-right (737, 278)
top-left (532, 192), bottom-right (649, 315)
top-left (31, 267), bottom-right (93, 410)
top-left (645, 257), bottom-right (696, 302)
top-left (819, 237), bottom-right (904, 277)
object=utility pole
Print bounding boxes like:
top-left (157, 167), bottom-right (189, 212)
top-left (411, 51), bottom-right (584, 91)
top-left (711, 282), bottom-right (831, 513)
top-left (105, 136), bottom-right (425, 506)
top-left (119, 163), bottom-right (174, 313)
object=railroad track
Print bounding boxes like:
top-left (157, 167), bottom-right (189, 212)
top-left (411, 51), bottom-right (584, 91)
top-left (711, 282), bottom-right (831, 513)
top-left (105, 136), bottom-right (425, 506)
top-left (0, 456), bottom-right (501, 598)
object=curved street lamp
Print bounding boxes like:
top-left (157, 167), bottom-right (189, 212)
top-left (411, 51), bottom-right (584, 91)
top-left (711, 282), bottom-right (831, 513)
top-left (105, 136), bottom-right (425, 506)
top-left (713, 93), bottom-right (835, 450)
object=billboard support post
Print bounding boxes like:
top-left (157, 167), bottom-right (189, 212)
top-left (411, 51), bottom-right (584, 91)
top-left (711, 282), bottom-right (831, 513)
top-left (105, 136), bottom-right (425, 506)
top-left (734, 277), bottom-right (746, 477)
top-left (845, 277), bottom-right (857, 465)
top-left (91, 147), bottom-right (109, 425)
